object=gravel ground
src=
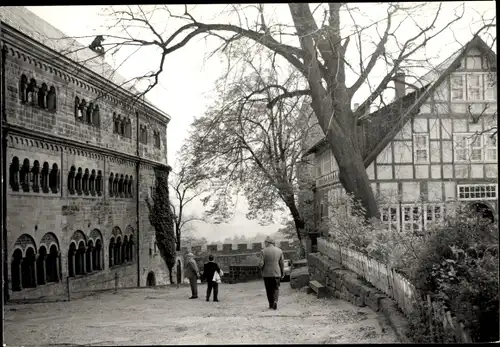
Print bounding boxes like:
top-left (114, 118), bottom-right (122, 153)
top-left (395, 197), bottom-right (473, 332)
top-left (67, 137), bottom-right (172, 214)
top-left (4, 280), bottom-right (399, 345)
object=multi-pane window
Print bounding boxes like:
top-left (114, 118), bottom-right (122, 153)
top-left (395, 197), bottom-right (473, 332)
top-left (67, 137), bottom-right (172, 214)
top-left (380, 206), bottom-right (400, 232)
top-left (413, 134), bottom-right (429, 163)
top-left (457, 184), bottom-right (497, 201)
top-left (451, 75), bottom-right (465, 101)
top-left (450, 73), bottom-right (497, 101)
top-left (454, 133), bottom-right (497, 162)
top-left (424, 204), bottom-right (445, 229)
top-left (402, 205), bottom-right (423, 234)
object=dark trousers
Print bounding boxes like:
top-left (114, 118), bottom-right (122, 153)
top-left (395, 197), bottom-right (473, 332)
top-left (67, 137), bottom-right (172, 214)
top-left (263, 277), bottom-right (281, 306)
top-left (206, 280), bottom-right (219, 300)
top-left (188, 276), bottom-right (198, 297)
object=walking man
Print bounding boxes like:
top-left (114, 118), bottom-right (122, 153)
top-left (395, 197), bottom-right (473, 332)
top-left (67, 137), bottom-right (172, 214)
top-left (259, 236), bottom-right (284, 310)
top-left (203, 254), bottom-right (221, 302)
top-left (184, 252), bottom-right (199, 299)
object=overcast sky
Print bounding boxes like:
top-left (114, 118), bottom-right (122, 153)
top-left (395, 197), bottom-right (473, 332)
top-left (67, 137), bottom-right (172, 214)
top-left (26, 3), bottom-right (496, 242)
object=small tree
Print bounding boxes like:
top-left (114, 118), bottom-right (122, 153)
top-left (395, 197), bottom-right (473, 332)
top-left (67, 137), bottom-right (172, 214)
top-left (145, 165), bottom-right (177, 284)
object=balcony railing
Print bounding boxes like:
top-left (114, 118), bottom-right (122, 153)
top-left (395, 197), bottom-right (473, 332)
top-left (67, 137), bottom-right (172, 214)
top-left (315, 170), bottom-right (340, 188)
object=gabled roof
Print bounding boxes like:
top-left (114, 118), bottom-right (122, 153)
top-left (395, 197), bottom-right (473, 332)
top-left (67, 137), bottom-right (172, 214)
top-left (0, 6), bottom-right (170, 121)
top-left (303, 35), bottom-right (497, 167)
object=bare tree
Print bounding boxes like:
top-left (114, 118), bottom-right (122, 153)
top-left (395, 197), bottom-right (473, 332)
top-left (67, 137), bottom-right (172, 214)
top-left (169, 161), bottom-right (208, 251)
top-left (80, 3), bottom-right (496, 219)
top-left (182, 54), bottom-right (314, 249)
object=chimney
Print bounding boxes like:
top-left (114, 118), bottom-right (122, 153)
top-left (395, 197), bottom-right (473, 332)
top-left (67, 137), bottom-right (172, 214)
top-left (394, 71), bottom-right (406, 99)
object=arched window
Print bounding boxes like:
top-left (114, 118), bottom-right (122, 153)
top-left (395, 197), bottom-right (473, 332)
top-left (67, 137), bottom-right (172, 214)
top-left (11, 249), bottom-right (23, 291)
top-left (78, 99), bottom-right (86, 122)
top-left (96, 170), bottom-right (103, 196)
top-left (41, 162), bottom-right (50, 193)
top-left (86, 103), bottom-right (93, 124)
top-left (126, 118), bottom-right (132, 137)
top-left (76, 241), bottom-right (86, 275)
top-left (92, 105), bottom-right (100, 126)
top-left (113, 175), bottom-right (119, 196)
top-left (108, 173), bottom-right (114, 197)
top-left (86, 240), bottom-right (93, 273)
top-left (122, 235), bottom-right (129, 263)
top-left (89, 170), bottom-right (96, 196)
top-left (68, 166), bottom-right (76, 195)
top-left (22, 247), bottom-right (37, 288)
top-left (128, 176), bottom-right (133, 197)
top-left (27, 78), bottom-right (37, 104)
top-left (31, 160), bottom-right (40, 193)
top-left (36, 246), bottom-right (47, 285)
top-left (115, 237), bottom-right (122, 265)
top-left (20, 158), bottom-right (30, 192)
top-left (109, 237), bottom-right (115, 267)
top-left (118, 174), bottom-right (124, 197)
top-left (124, 175), bottom-right (129, 197)
top-left (120, 117), bottom-right (125, 136)
top-left (20, 74), bottom-right (28, 102)
top-left (49, 163), bottom-right (59, 194)
top-left (38, 83), bottom-right (47, 109)
top-left (113, 113), bottom-right (118, 133)
top-left (47, 86), bottom-right (56, 112)
top-left (74, 97), bottom-right (81, 120)
top-left (46, 244), bottom-right (60, 283)
top-left (82, 169), bottom-right (90, 195)
top-left (94, 239), bottom-right (103, 271)
top-left (75, 167), bottom-right (83, 195)
top-left (9, 157), bottom-right (20, 191)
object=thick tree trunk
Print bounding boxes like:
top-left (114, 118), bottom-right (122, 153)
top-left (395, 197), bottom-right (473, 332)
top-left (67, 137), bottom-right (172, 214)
top-left (283, 194), bottom-right (307, 255)
top-left (325, 126), bottom-right (380, 219)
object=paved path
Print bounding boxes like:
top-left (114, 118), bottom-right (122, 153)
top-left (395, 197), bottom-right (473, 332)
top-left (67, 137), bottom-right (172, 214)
top-left (4, 280), bottom-right (399, 345)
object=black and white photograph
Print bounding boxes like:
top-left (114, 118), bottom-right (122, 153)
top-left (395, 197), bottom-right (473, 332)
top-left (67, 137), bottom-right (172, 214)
top-left (0, 2), bottom-right (497, 345)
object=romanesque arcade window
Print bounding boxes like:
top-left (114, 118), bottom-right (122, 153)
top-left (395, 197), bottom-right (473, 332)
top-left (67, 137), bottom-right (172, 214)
top-left (74, 96), bottom-right (101, 128)
top-left (67, 230), bottom-right (103, 277)
top-left (11, 233), bottom-right (62, 292)
top-left (19, 75), bottom-right (57, 112)
top-left (109, 226), bottom-right (135, 268)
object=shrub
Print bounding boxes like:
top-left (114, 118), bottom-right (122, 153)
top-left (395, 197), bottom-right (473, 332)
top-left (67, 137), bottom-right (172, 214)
top-left (411, 211), bottom-right (499, 342)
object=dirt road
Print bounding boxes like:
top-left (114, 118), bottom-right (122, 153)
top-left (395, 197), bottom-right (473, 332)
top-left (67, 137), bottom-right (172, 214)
top-left (4, 280), bottom-right (399, 345)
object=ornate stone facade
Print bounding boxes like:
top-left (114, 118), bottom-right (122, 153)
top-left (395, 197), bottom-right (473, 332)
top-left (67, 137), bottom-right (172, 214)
top-left (1, 7), bottom-right (173, 300)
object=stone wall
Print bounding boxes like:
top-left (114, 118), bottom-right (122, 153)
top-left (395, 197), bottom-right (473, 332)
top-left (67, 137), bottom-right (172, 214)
top-left (194, 249), bottom-right (296, 274)
top-left (308, 252), bottom-right (409, 342)
top-left (226, 265), bottom-right (262, 284)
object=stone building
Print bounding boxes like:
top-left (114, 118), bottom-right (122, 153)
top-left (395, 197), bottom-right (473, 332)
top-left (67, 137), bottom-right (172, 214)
top-left (300, 35), bottom-right (497, 234)
top-left (0, 7), bottom-right (178, 300)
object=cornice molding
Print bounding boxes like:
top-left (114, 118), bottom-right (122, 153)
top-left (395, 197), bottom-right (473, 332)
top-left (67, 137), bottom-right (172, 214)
top-left (4, 123), bottom-right (165, 168)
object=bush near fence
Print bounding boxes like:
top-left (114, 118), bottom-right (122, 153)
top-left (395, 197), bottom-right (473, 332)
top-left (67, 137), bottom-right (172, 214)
top-left (316, 238), bottom-right (473, 343)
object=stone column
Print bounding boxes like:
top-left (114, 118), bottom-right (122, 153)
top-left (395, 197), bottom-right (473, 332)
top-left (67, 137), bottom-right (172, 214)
top-left (40, 255), bottom-right (47, 284)
top-left (55, 253), bottom-right (60, 282)
top-left (18, 259), bottom-right (23, 290)
top-left (71, 251), bottom-right (76, 277)
top-left (82, 248), bottom-right (87, 274)
top-left (88, 247), bottom-right (93, 272)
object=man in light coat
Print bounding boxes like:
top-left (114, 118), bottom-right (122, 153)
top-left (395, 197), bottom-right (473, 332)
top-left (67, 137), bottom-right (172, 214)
top-left (259, 236), bottom-right (284, 310)
top-left (184, 252), bottom-right (200, 299)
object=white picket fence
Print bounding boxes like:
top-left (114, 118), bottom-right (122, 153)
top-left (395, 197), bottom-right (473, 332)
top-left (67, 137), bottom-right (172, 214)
top-left (317, 237), bottom-right (472, 342)
top-left (317, 238), bottom-right (417, 316)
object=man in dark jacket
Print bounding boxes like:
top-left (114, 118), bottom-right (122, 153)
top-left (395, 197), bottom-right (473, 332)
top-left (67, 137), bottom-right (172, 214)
top-left (203, 254), bottom-right (221, 302)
